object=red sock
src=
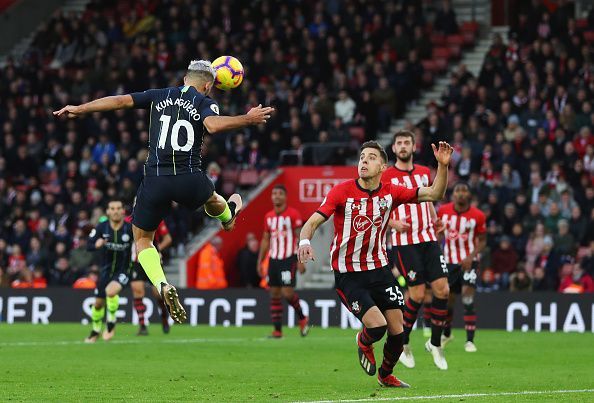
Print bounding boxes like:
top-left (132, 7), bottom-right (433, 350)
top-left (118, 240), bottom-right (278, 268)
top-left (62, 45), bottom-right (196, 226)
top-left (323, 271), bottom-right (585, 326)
top-left (134, 298), bottom-right (146, 326)
top-left (270, 297), bottom-right (282, 332)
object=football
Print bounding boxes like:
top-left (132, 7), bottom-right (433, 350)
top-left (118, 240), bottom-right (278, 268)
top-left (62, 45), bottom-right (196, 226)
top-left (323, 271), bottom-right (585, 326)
top-left (212, 56), bottom-right (244, 91)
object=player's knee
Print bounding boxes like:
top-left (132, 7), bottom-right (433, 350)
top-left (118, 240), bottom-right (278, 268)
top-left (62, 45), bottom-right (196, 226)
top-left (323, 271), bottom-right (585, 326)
top-left (281, 289), bottom-right (294, 300)
top-left (462, 294), bottom-right (474, 305)
top-left (433, 281), bottom-right (450, 299)
top-left (408, 286), bottom-right (425, 303)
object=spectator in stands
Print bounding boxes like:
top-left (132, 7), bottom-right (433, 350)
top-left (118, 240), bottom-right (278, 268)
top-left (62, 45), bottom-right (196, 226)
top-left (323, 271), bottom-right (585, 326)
top-left (491, 236), bottom-right (519, 289)
top-left (195, 236), bottom-right (227, 290)
top-left (532, 266), bottom-right (555, 291)
top-left (69, 235), bottom-right (94, 274)
top-left (558, 262), bottom-right (594, 293)
top-left (72, 267), bottom-right (99, 289)
top-left (434, 0), bottom-right (459, 35)
top-left (237, 233), bottom-right (260, 288)
top-left (478, 268), bottom-right (499, 292)
top-left (334, 91), bottom-right (356, 125)
top-left (553, 219), bottom-right (576, 257)
top-left (48, 257), bottom-right (78, 286)
top-left (509, 266), bottom-right (532, 292)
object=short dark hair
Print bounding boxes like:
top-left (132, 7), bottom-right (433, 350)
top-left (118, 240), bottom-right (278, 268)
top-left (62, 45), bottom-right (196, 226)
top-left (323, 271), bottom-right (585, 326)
top-left (272, 184), bottom-right (287, 193)
top-left (392, 130), bottom-right (415, 145)
top-left (360, 141), bottom-right (388, 163)
top-left (453, 182), bottom-right (470, 191)
top-left (107, 198), bottom-right (124, 207)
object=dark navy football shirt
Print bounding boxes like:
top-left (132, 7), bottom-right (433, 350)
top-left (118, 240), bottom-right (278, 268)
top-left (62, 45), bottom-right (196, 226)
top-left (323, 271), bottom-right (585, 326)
top-left (131, 86), bottom-right (220, 176)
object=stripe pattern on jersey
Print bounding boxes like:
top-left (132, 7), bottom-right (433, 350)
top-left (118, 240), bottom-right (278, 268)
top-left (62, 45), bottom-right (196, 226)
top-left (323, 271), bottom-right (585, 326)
top-left (441, 214), bottom-right (478, 264)
top-left (390, 173), bottom-right (436, 246)
top-left (267, 215), bottom-right (295, 260)
top-left (331, 195), bottom-right (393, 273)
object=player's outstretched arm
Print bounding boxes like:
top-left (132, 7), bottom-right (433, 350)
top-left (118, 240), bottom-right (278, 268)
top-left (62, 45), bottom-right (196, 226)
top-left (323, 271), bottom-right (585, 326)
top-left (418, 141), bottom-right (453, 202)
top-left (298, 213), bottom-right (326, 264)
top-left (203, 104), bottom-right (274, 134)
top-left (53, 95), bottom-right (134, 118)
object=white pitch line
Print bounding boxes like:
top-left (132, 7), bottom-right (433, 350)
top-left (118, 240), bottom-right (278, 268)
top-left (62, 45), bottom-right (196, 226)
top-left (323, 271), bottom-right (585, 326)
top-left (0, 335), bottom-right (352, 348)
top-left (294, 389), bottom-right (594, 403)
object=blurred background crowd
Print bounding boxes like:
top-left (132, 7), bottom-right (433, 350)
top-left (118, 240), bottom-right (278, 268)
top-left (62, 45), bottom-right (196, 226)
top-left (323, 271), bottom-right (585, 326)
top-left (1, 0), bottom-right (594, 293)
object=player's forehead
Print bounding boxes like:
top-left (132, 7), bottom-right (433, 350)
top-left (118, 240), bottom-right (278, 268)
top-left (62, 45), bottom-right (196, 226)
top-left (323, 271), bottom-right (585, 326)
top-left (360, 147), bottom-right (381, 158)
top-left (394, 135), bottom-right (413, 144)
top-left (107, 201), bottom-right (123, 208)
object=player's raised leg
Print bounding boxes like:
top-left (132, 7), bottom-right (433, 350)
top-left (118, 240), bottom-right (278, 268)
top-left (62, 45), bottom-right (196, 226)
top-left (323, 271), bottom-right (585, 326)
top-left (204, 192), bottom-right (242, 231)
top-left (103, 281), bottom-right (123, 341)
top-left (86, 298), bottom-right (105, 343)
top-left (135, 225), bottom-right (187, 323)
top-left (462, 284), bottom-right (477, 352)
top-left (378, 309), bottom-right (410, 388)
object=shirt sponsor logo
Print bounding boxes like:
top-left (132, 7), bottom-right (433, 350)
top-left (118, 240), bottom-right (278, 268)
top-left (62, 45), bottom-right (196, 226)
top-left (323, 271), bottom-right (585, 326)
top-left (352, 215), bottom-right (382, 233)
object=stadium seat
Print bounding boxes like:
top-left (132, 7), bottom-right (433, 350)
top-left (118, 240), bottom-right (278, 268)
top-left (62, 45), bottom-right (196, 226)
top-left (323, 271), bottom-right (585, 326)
top-left (238, 169), bottom-right (259, 187)
top-left (447, 34), bottom-right (465, 47)
top-left (432, 47), bottom-right (452, 60)
top-left (435, 58), bottom-right (448, 72)
top-left (349, 126), bottom-right (365, 144)
top-left (576, 19), bottom-right (588, 29)
top-left (448, 45), bottom-right (462, 59)
top-left (222, 168), bottom-right (240, 184)
top-left (222, 182), bottom-right (236, 196)
top-left (460, 21), bottom-right (479, 34)
top-left (431, 34), bottom-right (447, 46)
top-left (421, 60), bottom-right (438, 73)
top-left (462, 31), bottom-right (476, 46)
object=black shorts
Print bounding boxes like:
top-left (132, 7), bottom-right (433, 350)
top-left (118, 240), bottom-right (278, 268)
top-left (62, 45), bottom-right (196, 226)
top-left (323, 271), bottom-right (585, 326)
top-left (268, 256), bottom-right (297, 287)
top-left (130, 261), bottom-right (150, 282)
top-left (94, 268), bottom-right (131, 298)
top-left (447, 263), bottom-right (479, 294)
top-left (392, 241), bottom-right (448, 287)
top-left (133, 172), bottom-right (215, 231)
top-left (334, 266), bottom-right (405, 321)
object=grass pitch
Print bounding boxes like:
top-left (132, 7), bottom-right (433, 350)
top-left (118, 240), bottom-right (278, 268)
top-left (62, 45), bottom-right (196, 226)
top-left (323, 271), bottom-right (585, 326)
top-left (1, 324), bottom-right (593, 402)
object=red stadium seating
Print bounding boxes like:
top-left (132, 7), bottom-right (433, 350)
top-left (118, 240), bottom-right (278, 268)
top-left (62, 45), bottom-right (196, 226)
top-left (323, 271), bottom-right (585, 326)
top-left (238, 170), bottom-right (259, 187)
top-left (584, 31), bottom-right (594, 44)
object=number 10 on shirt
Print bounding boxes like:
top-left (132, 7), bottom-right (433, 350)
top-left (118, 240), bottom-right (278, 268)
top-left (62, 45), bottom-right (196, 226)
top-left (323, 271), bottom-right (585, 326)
top-left (158, 115), bottom-right (195, 151)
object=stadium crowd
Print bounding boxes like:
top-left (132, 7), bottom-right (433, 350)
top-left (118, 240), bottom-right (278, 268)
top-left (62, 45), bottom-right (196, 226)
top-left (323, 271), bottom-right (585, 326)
top-left (0, 0), bottom-right (442, 288)
top-left (403, 1), bottom-right (594, 293)
top-left (0, 0), bottom-right (593, 293)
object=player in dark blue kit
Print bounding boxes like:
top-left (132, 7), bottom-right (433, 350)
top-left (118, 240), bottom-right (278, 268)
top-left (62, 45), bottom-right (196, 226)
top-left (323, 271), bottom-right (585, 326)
top-left (55, 60), bottom-right (274, 323)
top-left (85, 199), bottom-right (133, 343)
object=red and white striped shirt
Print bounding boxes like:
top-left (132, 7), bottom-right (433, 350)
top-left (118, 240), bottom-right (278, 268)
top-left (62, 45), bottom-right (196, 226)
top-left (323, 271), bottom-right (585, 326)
top-left (316, 179), bottom-right (418, 273)
top-left (264, 207), bottom-right (303, 260)
top-left (382, 165), bottom-right (437, 246)
top-left (437, 202), bottom-right (486, 264)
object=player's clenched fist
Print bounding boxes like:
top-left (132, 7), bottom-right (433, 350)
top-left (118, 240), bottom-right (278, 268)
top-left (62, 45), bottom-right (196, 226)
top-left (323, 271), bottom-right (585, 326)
top-left (298, 244), bottom-right (315, 264)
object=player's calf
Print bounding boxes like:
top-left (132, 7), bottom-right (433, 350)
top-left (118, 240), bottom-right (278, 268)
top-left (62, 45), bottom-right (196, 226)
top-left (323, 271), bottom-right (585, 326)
top-left (356, 326), bottom-right (386, 376)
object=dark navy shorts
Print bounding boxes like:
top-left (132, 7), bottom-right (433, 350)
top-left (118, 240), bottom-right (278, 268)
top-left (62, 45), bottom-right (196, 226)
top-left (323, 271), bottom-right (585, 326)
top-left (132, 172), bottom-right (215, 231)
